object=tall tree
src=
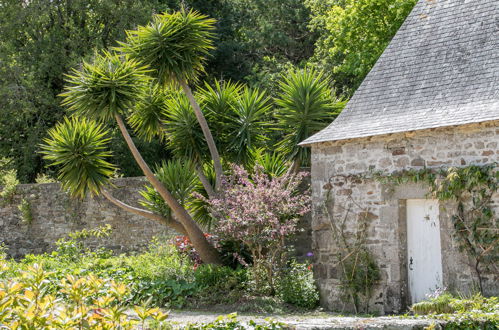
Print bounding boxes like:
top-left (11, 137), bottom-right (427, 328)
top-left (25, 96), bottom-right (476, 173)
top-left (41, 7), bottom-right (246, 264)
top-left (306, 0), bottom-right (417, 93)
top-left (0, 0), bottom-right (169, 182)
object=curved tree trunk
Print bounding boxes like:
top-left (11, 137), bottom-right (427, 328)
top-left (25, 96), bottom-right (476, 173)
top-left (102, 189), bottom-right (188, 235)
top-left (179, 79), bottom-right (224, 192)
top-left (114, 114), bottom-right (222, 265)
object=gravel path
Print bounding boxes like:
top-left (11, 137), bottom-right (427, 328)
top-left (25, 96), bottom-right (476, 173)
top-left (166, 310), bottom-right (441, 329)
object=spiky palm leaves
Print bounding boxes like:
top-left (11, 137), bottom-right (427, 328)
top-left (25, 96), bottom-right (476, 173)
top-left (119, 9), bottom-right (222, 191)
top-left (275, 68), bottom-right (346, 168)
top-left (118, 9), bottom-right (215, 85)
top-left (139, 159), bottom-right (213, 228)
top-left (163, 92), bottom-right (209, 163)
top-left (41, 118), bottom-right (116, 199)
top-left (61, 52), bottom-right (150, 121)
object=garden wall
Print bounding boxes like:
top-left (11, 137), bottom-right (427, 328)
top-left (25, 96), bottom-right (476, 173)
top-left (0, 177), bottom-right (313, 260)
top-left (0, 177), bottom-right (171, 258)
top-left (310, 121), bottom-right (498, 314)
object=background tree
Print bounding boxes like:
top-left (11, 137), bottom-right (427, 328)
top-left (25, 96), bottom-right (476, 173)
top-left (0, 0), bottom-right (170, 182)
top-left (306, 0), bottom-right (417, 93)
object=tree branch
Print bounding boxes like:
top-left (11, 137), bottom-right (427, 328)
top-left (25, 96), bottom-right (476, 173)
top-left (101, 189), bottom-right (187, 235)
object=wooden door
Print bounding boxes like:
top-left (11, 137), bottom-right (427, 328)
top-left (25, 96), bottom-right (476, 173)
top-left (406, 199), bottom-right (443, 303)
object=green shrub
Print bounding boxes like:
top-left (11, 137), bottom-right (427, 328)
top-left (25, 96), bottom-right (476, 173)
top-left (193, 264), bottom-right (248, 305)
top-left (184, 313), bottom-right (286, 329)
top-left (412, 292), bottom-right (498, 330)
top-left (276, 261), bottom-right (319, 309)
top-left (0, 168), bottom-right (19, 205)
top-left (412, 293), bottom-right (498, 315)
top-left (0, 262), bottom-right (169, 328)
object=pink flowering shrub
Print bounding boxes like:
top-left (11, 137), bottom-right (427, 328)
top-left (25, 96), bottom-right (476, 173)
top-left (200, 165), bottom-right (311, 292)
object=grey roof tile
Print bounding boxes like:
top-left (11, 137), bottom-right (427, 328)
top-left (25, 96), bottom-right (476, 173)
top-left (301, 0), bottom-right (499, 145)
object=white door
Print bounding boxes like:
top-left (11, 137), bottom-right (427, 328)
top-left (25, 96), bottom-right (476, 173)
top-left (406, 199), bottom-right (443, 303)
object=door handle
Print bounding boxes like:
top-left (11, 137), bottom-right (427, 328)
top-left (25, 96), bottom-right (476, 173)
top-left (409, 257), bottom-right (414, 270)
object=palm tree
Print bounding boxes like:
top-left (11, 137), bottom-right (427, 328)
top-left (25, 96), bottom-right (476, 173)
top-left (52, 51), bottom-right (221, 264)
top-left (274, 68), bottom-right (346, 172)
top-left (118, 9), bottom-right (224, 192)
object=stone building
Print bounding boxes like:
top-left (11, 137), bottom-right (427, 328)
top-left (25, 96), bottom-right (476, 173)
top-left (300, 0), bottom-right (498, 314)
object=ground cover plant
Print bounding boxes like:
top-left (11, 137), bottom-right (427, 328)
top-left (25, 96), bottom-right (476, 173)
top-left (0, 224), bottom-right (320, 321)
top-left (410, 290), bottom-right (498, 330)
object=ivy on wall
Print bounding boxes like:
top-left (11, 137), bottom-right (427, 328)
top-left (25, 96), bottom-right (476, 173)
top-left (373, 163), bottom-right (498, 293)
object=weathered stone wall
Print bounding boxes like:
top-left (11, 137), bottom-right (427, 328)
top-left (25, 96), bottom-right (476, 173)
top-left (310, 121), bottom-right (498, 314)
top-left (0, 177), bottom-right (172, 258)
top-left (0, 176), bottom-right (313, 261)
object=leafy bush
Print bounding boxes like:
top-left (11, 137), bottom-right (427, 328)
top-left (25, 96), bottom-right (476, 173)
top-left (276, 261), bottom-right (319, 309)
top-left (0, 168), bottom-right (19, 205)
top-left (0, 262), bottom-right (169, 328)
top-left (193, 265), bottom-right (248, 306)
top-left (184, 313), bottom-right (286, 329)
top-left (412, 292), bottom-right (498, 330)
top-left (201, 164), bottom-right (310, 292)
top-left (412, 292), bottom-right (498, 315)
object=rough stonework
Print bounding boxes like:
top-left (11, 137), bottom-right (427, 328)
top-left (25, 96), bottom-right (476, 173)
top-left (0, 177), bottom-right (171, 258)
top-left (310, 121), bottom-right (499, 314)
top-left (0, 176), bottom-right (313, 261)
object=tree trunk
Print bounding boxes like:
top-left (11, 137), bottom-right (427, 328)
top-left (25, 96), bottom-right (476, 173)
top-left (114, 114), bottom-right (222, 265)
top-left (195, 165), bottom-right (216, 199)
top-left (179, 79), bottom-right (224, 192)
top-left (102, 189), bottom-right (188, 235)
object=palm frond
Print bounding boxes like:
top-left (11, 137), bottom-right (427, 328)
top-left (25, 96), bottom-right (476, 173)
top-left (163, 92), bottom-right (208, 163)
top-left (40, 117), bottom-right (116, 199)
top-left (60, 51), bottom-right (150, 122)
top-left (274, 68), bottom-right (346, 166)
top-left (139, 159), bottom-right (212, 228)
top-left (118, 9), bottom-right (216, 85)
top-left (127, 83), bottom-right (170, 142)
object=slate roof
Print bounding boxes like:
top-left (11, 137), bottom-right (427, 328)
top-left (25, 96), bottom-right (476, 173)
top-left (301, 0), bottom-right (499, 146)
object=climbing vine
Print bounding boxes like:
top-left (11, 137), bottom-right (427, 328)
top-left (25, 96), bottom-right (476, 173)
top-left (322, 176), bottom-right (380, 313)
top-left (373, 163), bottom-right (498, 293)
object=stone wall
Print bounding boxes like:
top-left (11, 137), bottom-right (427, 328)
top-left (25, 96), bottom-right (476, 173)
top-left (0, 177), bottom-right (171, 258)
top-left (310, 121), bottom-right (498, 314)
top-left (0, 176), bottom-right (313, 261)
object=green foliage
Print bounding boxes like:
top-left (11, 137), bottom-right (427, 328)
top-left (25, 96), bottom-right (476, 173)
top-left (41, 117), bottom-right (116, 199)
top-left (248, 149), bottom-right (290, 178)
top-left (307, 0), bottom-right (417, 92)
top-left (341, 249), bottom-right (381, 311)
top-left (275, 68), bottom-right (345, 166)
top-left (224, 86), bottom-right (272, 164)
top-left (128, 83), bottom-right (169, 142)
top-left (54, 224), bottom-right (112, 262)
top-left (34, 173), bottom-right (56, 184)
top-left (18, 198), bottom-right (33, 225)
top-left (138, 158), bottom-right (213, 227)
top-left (0, 0), bottom-right (167, 182)
top-left (120, 9), bottom-right (216, 85)
top-left (277, 261), bottom-right (319, 309)
top-left (164, 92), bottom-right (210, 162)
top-left (412, 293), bottom-right (498, 330)
top-left (0, 169), bottom-right (19, 205)
top-left (193, 265), bottom-right (248, 306)
top-left (61, 51), bottom-right (151, 122)
top-left (184, 313), bottom-right (286, 329)
top-left (0, 262), bottom-right (169, 328)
